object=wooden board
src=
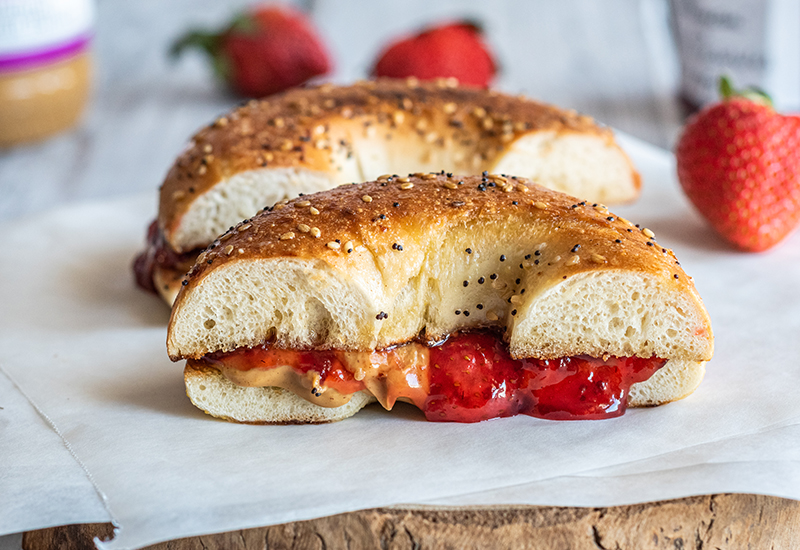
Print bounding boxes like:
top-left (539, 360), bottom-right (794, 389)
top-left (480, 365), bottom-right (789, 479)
top-left (22, 494), bottom-right (800, 549)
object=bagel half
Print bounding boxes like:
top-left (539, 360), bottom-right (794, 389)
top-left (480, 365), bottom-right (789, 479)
top-left (167, 173), bottom-right (713, 424)
top-left (138, 79), bottom-right (640, 304)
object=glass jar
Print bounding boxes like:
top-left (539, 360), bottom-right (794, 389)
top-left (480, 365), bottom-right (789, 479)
top-left (0, 0), bottom-right (94, 146)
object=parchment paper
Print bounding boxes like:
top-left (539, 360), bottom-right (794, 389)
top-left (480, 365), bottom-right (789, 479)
top-left (2, 135), bottom-right (800, 549)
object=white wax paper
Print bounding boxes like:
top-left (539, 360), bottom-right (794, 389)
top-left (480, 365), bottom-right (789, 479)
top-left (1, 135), bottom-right (799, 549)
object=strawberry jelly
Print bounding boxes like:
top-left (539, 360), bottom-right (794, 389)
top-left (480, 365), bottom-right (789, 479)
top-left (426, 333), bottom-right (665, 422)
top-left (203, 332), bottom-right (666, 422)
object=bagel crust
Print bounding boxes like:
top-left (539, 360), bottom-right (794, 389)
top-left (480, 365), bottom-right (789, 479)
top-left (158, 79), bottom-right (640, 255)
top-left (167, 173), bottom-right (713, 426)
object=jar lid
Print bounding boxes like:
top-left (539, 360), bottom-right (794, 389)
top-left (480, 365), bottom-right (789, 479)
top-left (0, 0), bottom-right (94, 72)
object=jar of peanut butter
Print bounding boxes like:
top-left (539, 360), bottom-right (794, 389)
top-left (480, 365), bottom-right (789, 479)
top-left (0, 0), bottom-right (94, 146)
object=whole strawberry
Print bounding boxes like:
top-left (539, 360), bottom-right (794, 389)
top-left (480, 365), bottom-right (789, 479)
top-left (171, 4), bottom-right (331, 97)
top-left (676, 77), bottom-right (800, 251)
top-left (371, 22), bottom-right (497, 88)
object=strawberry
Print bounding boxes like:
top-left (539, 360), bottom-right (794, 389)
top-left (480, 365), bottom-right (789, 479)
top-left (371, 21), bottom-right (497, 88)
top-left (171, 4), bottom-right (331, 97)
top-left (676, 77), bottom-right (800, 251)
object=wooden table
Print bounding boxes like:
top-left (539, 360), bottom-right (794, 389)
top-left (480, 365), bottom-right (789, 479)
top-left (3, 1), bottom-right (795, 548)
top-left (22, 496), bottom-right (800, 549)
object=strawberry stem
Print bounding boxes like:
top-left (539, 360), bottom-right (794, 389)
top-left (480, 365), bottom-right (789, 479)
top-left (718, 75), bottom-right (773, 107)
top-left (170, 30), bottom-right (220, 59)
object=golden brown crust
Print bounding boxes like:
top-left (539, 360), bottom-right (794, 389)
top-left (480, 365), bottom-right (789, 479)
top-left (158, 79), bottom-right (638, 251)
top-left (176, 173), bottom-right (692, 317)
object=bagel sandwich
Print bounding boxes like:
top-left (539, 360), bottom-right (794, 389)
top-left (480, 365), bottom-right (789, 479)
top-left (136, 79), bottom-right (641, 304)
top-left (167, 173), bottom-right (713, 424)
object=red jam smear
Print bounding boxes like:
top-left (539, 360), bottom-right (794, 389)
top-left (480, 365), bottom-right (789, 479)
top-left (205, 346), bottom-right (364, 395)
top-left (203, 332), bottom-right (666, 422)
top-left (426, 333), bottom-right (665, 422)
top-left (132, 220), bottom-right (201, 293)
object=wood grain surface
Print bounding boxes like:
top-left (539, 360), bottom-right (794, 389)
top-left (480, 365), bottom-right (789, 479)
top-left (22, 494), bottom-right (800, 550)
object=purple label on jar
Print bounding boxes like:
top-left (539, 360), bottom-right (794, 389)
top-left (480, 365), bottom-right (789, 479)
top-left (0, 34), bottom-right (90, 73)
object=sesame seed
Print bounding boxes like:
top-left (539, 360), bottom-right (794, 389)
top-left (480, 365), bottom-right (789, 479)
top-left (510, 295), bottom-right (522, 304)
top-left (591, 253), bottom-right (607, 264)
top-left (297, 224), bottom-right (310, 233)
top-left (197, 165), bottom-right (207, 175)
top-left (422, 173), bottom-right (437, 180)
top-left (393, 111), bottom-right (405, 125)
top-left (202, 144), bottom-right (212, 153)
top-left (397, 177), bottom-right (410, 183)
top-left (310, 227), bottom-right (321, 238)
top-left (309, 207), bottom-right (320, 215)
top-left (566, 255), bottom-right (580, 266)
top-left (362, 195), bottom-right (373, 203)
top-left (377, 174), bottom-right (392, 181)
top-left (280, 232), bottom-right (295, 240)
top-left (486, 311), bottom-right (499, 321)
top-left (345, 241), bottom-right (354, 253)
top-left (400, 182), bottom-right (414, 190)
top-left (327, 241), bottom-right (341, 250)
top-left (215, 117), bottom-right (228, 127)
top-left (443, 102), bottom-right (457, 114)
top-left (281, 140), bottom-right (293, 151)
top-left (224, 245), bottom-right (234, 255)
top-left (444, 181), bottom-right (458, 189)
top-left (238, 223), bottom-right (252, 232)
top-left (502, 184), bottom-right (514, 193)
top-left (642, 227), bottom-right (655, 238)
top-left (516, 184), bottom-right (529, 193)
top-left (534, 201), bottom-right (548, 210)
